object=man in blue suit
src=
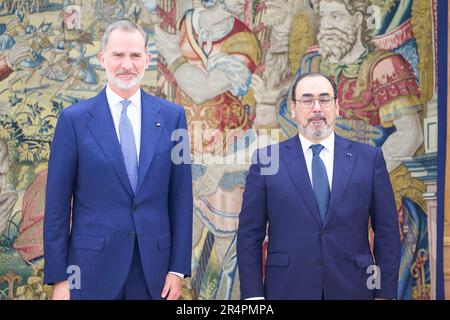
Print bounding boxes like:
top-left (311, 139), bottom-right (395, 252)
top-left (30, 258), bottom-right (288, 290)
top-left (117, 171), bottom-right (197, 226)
top-left (237, 72), bottom-right (400, 300)
top-left (44, 20), bottom-right (193, 300)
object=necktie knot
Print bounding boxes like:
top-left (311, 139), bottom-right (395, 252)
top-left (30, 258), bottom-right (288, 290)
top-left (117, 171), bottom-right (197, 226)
top-left (120, 99), bottom-right (131, 111)
top-left (311, 144), bottom-right (324, 156)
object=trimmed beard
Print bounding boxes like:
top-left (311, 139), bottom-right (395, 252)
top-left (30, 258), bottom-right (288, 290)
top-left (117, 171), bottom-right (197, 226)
top-left (105, 68), bottom-right (145, 91)
top-left (299, 114), bottom-right (335, 140)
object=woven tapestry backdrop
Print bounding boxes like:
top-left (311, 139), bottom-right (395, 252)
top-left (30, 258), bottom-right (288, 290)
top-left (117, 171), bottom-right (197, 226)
top-left (0, 0), bottom-right (439, 300)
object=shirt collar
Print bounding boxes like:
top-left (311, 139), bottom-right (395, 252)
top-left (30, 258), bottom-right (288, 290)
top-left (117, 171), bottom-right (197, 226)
top-left (106, 85), bottom-right (141, 110)
top-left (299, 131), bottom-right (335, 155)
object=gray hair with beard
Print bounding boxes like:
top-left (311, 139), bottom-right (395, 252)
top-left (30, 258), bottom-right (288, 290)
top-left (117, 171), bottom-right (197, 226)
top-left (310, 0), bottom-right (373, 45)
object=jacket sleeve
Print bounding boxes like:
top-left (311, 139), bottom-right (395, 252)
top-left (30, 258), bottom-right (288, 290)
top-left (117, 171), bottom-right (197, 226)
top-left (370, 148), bottom-right (401, 299)
top-left (237, 152), bottom-right (268, 299)
top-left (44, 109), bottom-right (77, 285)
top-left (168, 107), bottom-right (193, 277)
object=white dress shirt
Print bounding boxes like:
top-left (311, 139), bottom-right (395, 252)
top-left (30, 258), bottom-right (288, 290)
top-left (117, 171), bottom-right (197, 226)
top-left (298, 132), bottom-right (335, 190)
top-left (106, 85), bottom-right (141, 162)
top-left (106, 85), bottom-right (184, 280)
top-left (246, 132), bottom-right (336, 300)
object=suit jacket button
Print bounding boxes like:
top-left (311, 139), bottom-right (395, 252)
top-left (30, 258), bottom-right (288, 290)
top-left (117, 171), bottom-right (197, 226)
top-left (316, 259), bottom-right (323, 266)
top-left (133, 205), bottom-right (138, 212)
top-left (320, 229), bottom-right (325, 236)
top-left (129, 232), bottom-right (136, 238)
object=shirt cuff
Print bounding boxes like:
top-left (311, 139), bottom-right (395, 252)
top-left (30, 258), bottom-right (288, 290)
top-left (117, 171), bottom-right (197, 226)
top-left (245, 297), bottom-right (265, 300)
top-left (169, 271), bottom-right (184, 279)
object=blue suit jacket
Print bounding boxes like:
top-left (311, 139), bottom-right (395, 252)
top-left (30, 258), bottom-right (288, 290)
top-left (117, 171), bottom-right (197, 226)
top-left (237, 134), bottom-right (400, 300)
top-left (43, 88), bottom-right (193, 300)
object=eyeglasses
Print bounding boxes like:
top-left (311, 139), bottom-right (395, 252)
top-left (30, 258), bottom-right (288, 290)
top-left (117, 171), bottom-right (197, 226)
top-left (294, 96), bottom-right (335, 109)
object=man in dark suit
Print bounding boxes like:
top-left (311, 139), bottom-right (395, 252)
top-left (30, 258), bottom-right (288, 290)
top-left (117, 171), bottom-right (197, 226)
top-left (44, 20), bottom-right (193, 300)
top-left (237, 72), bottom-right (400, 300)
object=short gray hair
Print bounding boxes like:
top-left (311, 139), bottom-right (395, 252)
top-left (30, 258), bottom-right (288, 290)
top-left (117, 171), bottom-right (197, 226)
top-left (101, 20), bottom-right (147, 51)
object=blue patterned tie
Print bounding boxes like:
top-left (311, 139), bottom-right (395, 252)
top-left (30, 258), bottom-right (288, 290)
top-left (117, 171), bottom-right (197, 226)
top-left (119, 100), bottom-right (138, 193)
top-left (311, 144), bottom-right (330, 222)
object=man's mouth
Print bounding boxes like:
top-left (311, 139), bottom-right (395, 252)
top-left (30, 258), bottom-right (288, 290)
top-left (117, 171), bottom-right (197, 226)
top-left (308, 116), bottom-right (327, 125)
top-left (116, 73), bottom-right (136, 79)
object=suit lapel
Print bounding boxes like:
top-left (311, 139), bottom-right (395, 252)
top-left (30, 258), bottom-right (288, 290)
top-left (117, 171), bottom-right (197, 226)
top-left (88, 88), bottom-right (134, 197)
top-left (323, 134), bottom-right (356, 226)
top-left (282, 136), bottom-right (322, 227)
top-left (136, 90), bottom-right (163, 193)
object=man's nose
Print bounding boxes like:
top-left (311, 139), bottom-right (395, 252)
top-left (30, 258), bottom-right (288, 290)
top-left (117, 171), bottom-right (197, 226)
top-left (121, 56), bottom-right (134, 69)
top-left (312, 99), bottom-right (322, 112)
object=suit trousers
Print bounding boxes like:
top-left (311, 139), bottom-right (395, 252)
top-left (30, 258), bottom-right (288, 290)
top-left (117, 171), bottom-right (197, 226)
top-left (115, 240), bottom-right (152, 300)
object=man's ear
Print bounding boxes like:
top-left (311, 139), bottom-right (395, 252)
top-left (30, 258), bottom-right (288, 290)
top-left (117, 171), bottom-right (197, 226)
top-left (335, 98), bottom-right (340, 116)
top-left (98, 51), bottom-right (105, 68)
top-left (290, 102), bottom-right (296, 119)
top-left (146, 53), bottom-right (151, 68)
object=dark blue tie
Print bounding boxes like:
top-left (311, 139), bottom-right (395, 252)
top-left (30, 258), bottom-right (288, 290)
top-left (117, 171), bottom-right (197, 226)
top-left (119, 100), bottom-right (138, 193)
top-left (311, 144), bottom-right (330, 222)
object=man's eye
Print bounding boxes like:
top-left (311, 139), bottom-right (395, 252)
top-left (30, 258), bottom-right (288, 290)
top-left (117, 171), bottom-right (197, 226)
top-left (301, 99), bottom-right (313, 104)
top-left (320, 98), bottom-right (332, 103)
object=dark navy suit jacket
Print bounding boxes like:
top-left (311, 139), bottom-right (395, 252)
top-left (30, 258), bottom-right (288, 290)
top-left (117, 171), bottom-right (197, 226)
top-left (44, 88), bottom-right (193, 299)
top-left (237, 134), bottom-right (400, 300)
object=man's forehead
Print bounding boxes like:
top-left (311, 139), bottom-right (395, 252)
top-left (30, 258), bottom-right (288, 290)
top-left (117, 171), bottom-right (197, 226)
top-left (300, 92), bottom-right (332, 97)
top-left (107, 41), bottom-right (146, 53)
top-left (107, 29), bottom-right (146, 46)
top-left (297, 76), bottom-right (334, 94)
top-left (110, 48), bottom-right (145, 53)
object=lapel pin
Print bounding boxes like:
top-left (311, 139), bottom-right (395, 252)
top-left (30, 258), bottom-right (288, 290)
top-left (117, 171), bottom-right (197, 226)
top-left (155, 122), bottom-right (161, 127)
top-left (347, 153), bottom-right (352, 157)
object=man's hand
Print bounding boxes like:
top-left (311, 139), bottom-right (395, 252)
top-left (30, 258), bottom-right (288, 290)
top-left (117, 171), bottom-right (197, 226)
top-left (161, 273), bottom-right (183, 300)
top-left (52, 280), bottom-right (70, 300)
